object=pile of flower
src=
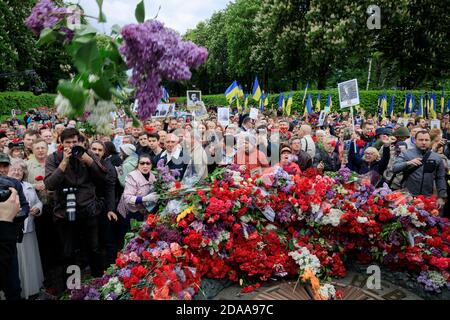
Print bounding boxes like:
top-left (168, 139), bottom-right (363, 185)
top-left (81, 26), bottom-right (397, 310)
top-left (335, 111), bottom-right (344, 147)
top-left (71, 166), bottom-right (450, 300)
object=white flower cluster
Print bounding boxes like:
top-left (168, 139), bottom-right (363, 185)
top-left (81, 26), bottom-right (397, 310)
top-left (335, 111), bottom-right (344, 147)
top-left (320, 209), bottom-right (344, 227)
top-left (55, 93), bottom-right (72, 117)
top-left (392, 205), bottom-right (426, 228)
top-left (319, 283), bottom-right (336, 300)
top-left (102, 277), bottom-right (124, 299)
top-left (87, 100), bottom-right (116, 135)
top-left (288, 246), bottom-right (321, 275)
top-left (357, 216), bottom-right (368, 224)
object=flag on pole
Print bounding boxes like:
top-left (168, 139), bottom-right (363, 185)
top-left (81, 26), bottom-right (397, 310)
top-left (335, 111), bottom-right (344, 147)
top-left (381, 95), bottom-right (388, 119)
top-left (238, 85), bottom-right (244, 99)
top-left (304, 93), bottom-right (313, 115)
top-left (244, 93), bottom-right (249, 113)
top-left (252, 76), bottom-right (262, 102)
top-left (417, 92), bottom-right (423, 117)
top-left (409, 93), bottom-right (415, 115)
top-left (315, 92), bottom-right (321, 113)
top-left (263, 93), bottom-right (269, 107)
top-left (225, 80), bottom-right (239, 102)
top-left (301, 82), bottom-right (309, 104)
top-left (404, 92), bottom-right (410, 115)
top-left (286, 91), bottom-right (293, 116)
top-left (429, 92), bottom-right (437, 119)
top-left (278, 93), bottom-right (285, 112)
top-left (388, 95), bottom-right (394, 118)
top-left (325, 94), bottom-right (332, 112)
top-left (441, 87), bottom-right (445, 114)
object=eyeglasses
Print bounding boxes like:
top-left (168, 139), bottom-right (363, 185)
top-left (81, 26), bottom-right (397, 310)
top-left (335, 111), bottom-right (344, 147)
top-left (139, 162), bottom-right (151, 166)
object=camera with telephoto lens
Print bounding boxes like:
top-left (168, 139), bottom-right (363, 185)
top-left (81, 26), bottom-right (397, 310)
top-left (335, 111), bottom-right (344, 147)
top-left (63, 187), bottom-right (77, 222)
top-left (71, 145), bottom-right (85, 158)
top-left (0, 180), bottom-right (12, 203)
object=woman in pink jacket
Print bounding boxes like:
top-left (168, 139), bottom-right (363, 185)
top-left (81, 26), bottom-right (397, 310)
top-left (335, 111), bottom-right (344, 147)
top-left (118, 154), bottom-right (159, 232)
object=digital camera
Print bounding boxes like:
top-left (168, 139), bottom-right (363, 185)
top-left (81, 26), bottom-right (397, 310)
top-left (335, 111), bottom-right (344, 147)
top-left (63, 187), bottom-right (77, 222)
top-left (71, 145), bottom-right (85, 158)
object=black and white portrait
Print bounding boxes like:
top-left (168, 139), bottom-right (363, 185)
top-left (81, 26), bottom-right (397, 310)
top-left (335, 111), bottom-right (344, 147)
top-left (187, 90), bottom-right (202, 106)
top-left (338, 79), bottom-right (359, 109)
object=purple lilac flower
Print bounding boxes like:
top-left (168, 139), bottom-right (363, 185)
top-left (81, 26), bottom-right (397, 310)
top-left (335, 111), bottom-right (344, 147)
top-left (84, 288), bottom-right (101, 300)
top-left (155, 225), bottom-right (183, 243)
top-left (399, 216), bottom-right (411, 229)
top-left (174, 266), bottom-right (186, 283)
top-left (120, 20), bottom-right (208, 119)
top-left (108, 292), bottom-right (119, 300)
top-left (277, 203), bottom-right (294, 223)
top-left (25, 0), bottom-right (75, 40)
top-left (118, 268), bottom-right (131, 278)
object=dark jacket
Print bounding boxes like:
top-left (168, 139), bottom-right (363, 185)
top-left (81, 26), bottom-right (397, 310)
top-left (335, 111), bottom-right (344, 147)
top-left (0, 222), bottom-right (18, 290)
top-left (44, 151), bottom-right (108, 218)
top-left (393, 147), bottom-right (447, 198)
top-left (293, 150), bottom-right (312, 171)
top-left (95, 159), bottom-right (117, 213)
top-left (351, 145), bottom-right (390, 176)
top-left (107, 154), bottom-right (123, 167)
top-left (313, 148), bottom-right (341, 172)
top-left (160, 147), bottom-right (188, 180)
top-left (347, 135), bottom-right (376, 172)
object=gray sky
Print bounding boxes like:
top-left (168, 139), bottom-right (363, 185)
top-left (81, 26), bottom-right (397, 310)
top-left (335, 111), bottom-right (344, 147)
top-left (75, 0), bottom-right (231, 35)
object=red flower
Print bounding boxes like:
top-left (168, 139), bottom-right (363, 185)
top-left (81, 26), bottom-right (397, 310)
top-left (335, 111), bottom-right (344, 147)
top-left (175, 181), bottom-right (182, 189)
top-left (35, 175), bottom-right (44, 181)
top-left (241, 285), bottom-right (254, 293)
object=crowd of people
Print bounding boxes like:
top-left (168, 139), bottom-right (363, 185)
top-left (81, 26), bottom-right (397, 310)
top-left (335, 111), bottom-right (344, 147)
top-left (0, 106), bottom-right (449, 300)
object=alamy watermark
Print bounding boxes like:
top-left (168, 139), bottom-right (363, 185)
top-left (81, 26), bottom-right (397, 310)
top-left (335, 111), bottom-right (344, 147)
top-left (367, 5), bottom-right (381, 30)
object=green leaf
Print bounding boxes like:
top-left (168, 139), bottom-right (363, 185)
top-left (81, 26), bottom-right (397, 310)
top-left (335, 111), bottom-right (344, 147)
top-left (91, 76), bottom-right (112, 100)
top-left (74, 40), bottom-right (101, 74)
top-left (57, 80), bottom-right (87, 115)
top-left (77, 25), bottom-right (98, 37)
top-left (135, 0), bottom-right (145, 23)
top-left (36, 28), bottom-right (58, 47)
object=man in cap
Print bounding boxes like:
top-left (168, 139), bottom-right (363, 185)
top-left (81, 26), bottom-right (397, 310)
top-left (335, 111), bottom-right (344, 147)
top-left (382, 127), bottom-right (410, 189)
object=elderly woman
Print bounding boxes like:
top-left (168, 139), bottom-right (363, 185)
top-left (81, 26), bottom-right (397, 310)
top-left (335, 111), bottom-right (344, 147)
top-left (8, 159), bottom-right (44, 299)
top-left (235, 132), bottom-right (269, 174)
top-left (117, 154), bottom-right (159, 231)
top-left (352, 135), bottom-right (391, 182)
top-left (313, 136), bottom-right (341, 172)
top-left (8, 142), bottom-right (26, 160)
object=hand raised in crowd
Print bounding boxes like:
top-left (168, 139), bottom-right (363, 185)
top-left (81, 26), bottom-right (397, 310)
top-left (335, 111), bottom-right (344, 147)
top-left (381, 135), bottom-right (391, 146)
top-left (0, 188), bottom-right (20, 222)
top-left (407, 158), bottom-right (422, 167)
top-left (437, 198), bottom-right (446, 210)
top-left (317, 161), bottom-right (325, 171)
top-left (62, 146), bottom-right (72, 162)
top-left (30, 206), bottom-right (41, 216)
top-left (79, 152), bottom-right (94, 166)
top-left (107, 211), bottom-right (118, 221)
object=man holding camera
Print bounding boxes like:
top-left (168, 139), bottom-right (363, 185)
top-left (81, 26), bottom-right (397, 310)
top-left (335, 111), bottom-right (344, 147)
top-left (44, 128), bottom-right (108, 281)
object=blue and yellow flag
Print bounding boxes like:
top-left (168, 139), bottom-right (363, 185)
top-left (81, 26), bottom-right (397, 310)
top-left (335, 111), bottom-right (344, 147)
top-left (304, 93), bottom-right (313, 115)
top-left (409, 93), bottom-right (415, 115)
top-left (388, 95), bottom-right (394, 118)
top-left (380, 95), bottom-right (388, 119)
top-left (225, 81), bottom-right (239, 102)
top-left (441, 88), bottom-right (445, 114)
top-left (429, 92), bottom-right (437, 119)
top-left (263, 93), bottom-right (269, 107)
top-left (302, 82), bottom-right (309, 104)
top-left (403, 93), bottom-right (409, 115)
top-left (325, 94), bottom-right (332, 112)
top-left (417, 92), bottom-right (423, 117)
top-left (252, 76), bottom-right (262, 102)
top-left (315, 92), bottom-right (321, 113)
top-left (238, 85), bottom-right (244, 99)
top-left (278, 93), bottom-right (284, 112)
top-left (286, 91), bottom-right (293, 116)
top-left (244, 93), bottom-right (249, 113)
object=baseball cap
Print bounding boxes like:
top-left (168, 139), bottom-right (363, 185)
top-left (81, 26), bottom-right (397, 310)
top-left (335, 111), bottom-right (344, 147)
top-left (0, 152), bottom-right (10, 164)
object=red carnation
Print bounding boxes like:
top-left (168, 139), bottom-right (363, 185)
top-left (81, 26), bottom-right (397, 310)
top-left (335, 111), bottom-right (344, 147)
top-left (35, 175), bottom-right (44, 181)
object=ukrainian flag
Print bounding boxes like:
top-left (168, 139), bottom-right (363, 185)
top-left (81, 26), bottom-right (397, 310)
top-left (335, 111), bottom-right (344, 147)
top-left (252, 76), bottom-right (262, 102)
top-left (403, 93), bottom-right (409, 115)
top-left (409, 93), bottom-right (414, 114)
top-left (263, 93), bottom-right (269, 107)
top-left (238, 85), bottom-right (244, 99)
top-left (441, 88), bottom-right (445, 114)
top-left (302, 82), bottom-right (309, 104)
top-left (325, 94), bottom-right (332, 112)
top-left (315, 92), bottom-right (321, 113)
top-left (430, 92), bottom-right (437, 119)
top-left (381, 95), bottom-right (388, 119)
top-left (417, 92), bottom-right (423, 117)
top-left (278, 93), bottom-right (284, 112)
top-left (244, 93), bottom-right (249, 112)
top-left (388, 95), bottom-right (394, 118)
top-left (304, 93), bottom-right (313, 115)
top-left (225, 80), bottom-right (239, 102)
top-left (286, 91), bottom-right (293, 116)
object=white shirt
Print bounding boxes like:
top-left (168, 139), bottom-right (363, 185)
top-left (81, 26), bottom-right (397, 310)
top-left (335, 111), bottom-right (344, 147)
top-left (301, 135), bottom-right (316, 158)
top-left (160, 144), bottom-right (182, 163)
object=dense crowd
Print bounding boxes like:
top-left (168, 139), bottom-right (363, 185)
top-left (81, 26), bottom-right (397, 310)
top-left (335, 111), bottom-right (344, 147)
top-left (0, 106), bottom-right (449, 300)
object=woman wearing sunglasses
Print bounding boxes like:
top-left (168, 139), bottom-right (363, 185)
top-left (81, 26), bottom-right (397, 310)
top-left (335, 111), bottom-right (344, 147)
top-left (117, 154), bottom-right (159, 232)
